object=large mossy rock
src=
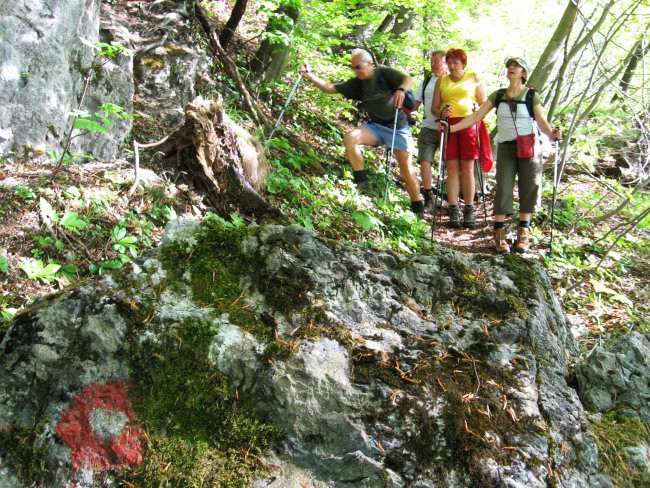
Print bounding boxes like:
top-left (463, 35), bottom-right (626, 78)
top-left (0, 219), bottom-right (617, 487)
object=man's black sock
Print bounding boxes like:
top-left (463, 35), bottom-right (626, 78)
top-left (353, 170), bottom-right (368, 183)
top-left (411, 200), bottom-right (425, 213)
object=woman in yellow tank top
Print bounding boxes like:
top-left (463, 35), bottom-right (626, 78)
top-left (432, 48), bottom-right (485, 229)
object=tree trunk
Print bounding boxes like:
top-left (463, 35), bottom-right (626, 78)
top-left (389, 8), bottom-right (413, 38)
top-left (250, 0), bottom-right (301, 83)
top-left (375, 13), bottom-right (395, 34)
top-left (219, 0), bottom-right (249, 49)
top-left (527, 0), bottom-right (579, 91)
top-left (612, 27), bottom-right (649, 101)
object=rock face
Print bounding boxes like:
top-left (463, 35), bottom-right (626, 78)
top-left (0, 0), bottom-right (133, 161)
top-left (0, 0), bottom-right (242, 162)
top-left (0, 219), bottom-right (637, 487)
top-left (575, 332), bottom-right (650, 422)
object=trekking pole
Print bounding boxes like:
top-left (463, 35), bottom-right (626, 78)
top-left (264, 73), bottom-right (303, 152)
top-left (431, 120), bottom-right (448, 238)
top-left (549, 137), bottom-right (561, 254)
top-left (383, 108), bottom-right (400, 203)
top-left (476, 163), bottom-right (488, 223)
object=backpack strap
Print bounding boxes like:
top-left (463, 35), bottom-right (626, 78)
top-left (524, 88), bottom-right (535, 120)
top-left (495, 87), bottom-right (536, 120)
top-left (494, 88), bottom-right (507, 111)
top-left (422, 74), bottom-right (432, 95)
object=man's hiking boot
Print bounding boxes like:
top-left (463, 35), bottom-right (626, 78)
top-left (515, 227), bottom-right (531, 253)
top-left (463, 205), bottom-right (476, 229)
top-left (494, 228), bottom-right (510, 254)
top-left (448, 205), bottom-right (461, 228)
top-left (423, 189), bottom-right (435, 210)
top-left (355, 180), bottom-right (371, 194)
top-left (411, 200), bottom-right (425, 220)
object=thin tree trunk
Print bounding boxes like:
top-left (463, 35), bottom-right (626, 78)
top-left (389, 8), bottom-right (413, 37)
top-left (250, 0), bottom-right (301, 83)
top-left (527, 0), bottom-right (579, 91)
top-left (219, 0), bottom-right (249, 49)
top-left (375, 13), bottom-right (395, 34)
top-left (612, 26), bottom-right (650, 101)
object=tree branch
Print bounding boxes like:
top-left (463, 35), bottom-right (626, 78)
top-left (193, 1), bottom-right (273, 131)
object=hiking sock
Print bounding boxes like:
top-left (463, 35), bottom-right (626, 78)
top-left (353, 170), bottom-right (369, 184)
top-left (519, 220), bottom-right (531, 228)
top-left (494, 221), bottom-right (505, 230)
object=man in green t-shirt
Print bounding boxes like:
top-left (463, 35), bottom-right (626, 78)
top-left (299, 49), bottom-right (425, 217)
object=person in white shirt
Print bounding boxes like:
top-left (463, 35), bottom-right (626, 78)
top-left (441, 57), bottom-right (561, 253)
top-left (413, 51), bottom-right (448, 209)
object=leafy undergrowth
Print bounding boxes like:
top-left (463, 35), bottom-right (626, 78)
top-left (0, 155), bottom-right (193, 341)
top-left (1, 100), bottom-right (648, 361)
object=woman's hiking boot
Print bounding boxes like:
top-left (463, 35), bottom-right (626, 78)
top-left (515, 227), bottom-right (531, 253)
top-left (463, 205), bottom-right (476, 229)
top-left (448, 205), bottom-right (461, 228)
top-left (494, 228), bottom-right (510, 253)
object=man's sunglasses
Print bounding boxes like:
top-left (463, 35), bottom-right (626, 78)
top-left (351, 62), bottom-right (367, 71)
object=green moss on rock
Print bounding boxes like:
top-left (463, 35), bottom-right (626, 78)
top-left (0, 418), bottom-right (49, 485)
top-left (591, 411), bottom-right (650, 487)
top-left (123, 320), bottom-right (279, 486)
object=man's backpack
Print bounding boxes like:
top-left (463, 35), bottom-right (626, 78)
top-left (421, 74), bottom-right (433, 99)
top-left (494, 87), bottom-right (536, 119)
top-left (376, 69), bottom-right (416, 121)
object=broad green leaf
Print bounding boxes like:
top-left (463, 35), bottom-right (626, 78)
top-left (79, 36), bottom-right (97, 50)
top-left (60, 212), bottom-right (87, 232)
top-left (18, 258), bottom-right (61, 283)
top-left (73, 118), bottom-right (107, 133)
top-left (611, 294), bottom-right (633, 307)
top-left (117, 236), bottom-right (137, 245)
top-left (39, 197), bottom-right (59, 224)
top-left (351, 211), bottom-right (383, 231)
top-left (112, 227), bottom-right (127, 242)
top-left (1, 308), bottom-right (17, 321)
top-left (0, 256), bottom-right (8, 273)
top-left (69, 109), bottom-right (91, 118)
top-left (590, 279), bottom-right (617, 295)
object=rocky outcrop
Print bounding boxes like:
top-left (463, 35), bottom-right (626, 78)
top-left (1, 219), bottom-right (640, 487)
top-left (0, 0), bottom-right (133, 161)
top-left (575, 332), bottom-right (650, 422)
top-left (0, 0), bottom-right (246, 161)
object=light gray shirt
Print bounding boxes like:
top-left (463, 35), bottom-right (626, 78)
top-left (415, 75), bottom-right (439, 130)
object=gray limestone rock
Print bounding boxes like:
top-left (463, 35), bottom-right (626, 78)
top-left (0, 220), bottom-right (635, 487)
top-left (575, 332), bottom-right (650, 422)
top-left (0, 0), bottom-right (133, 160)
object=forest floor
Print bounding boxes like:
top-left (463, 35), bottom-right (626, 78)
top-left (1, 144), bottom-right (647, 358)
